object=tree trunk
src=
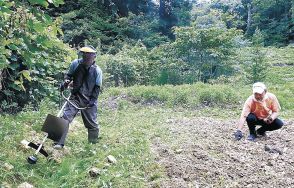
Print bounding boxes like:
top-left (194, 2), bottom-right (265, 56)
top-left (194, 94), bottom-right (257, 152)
top-left (114, 0), bottom-right (129, 17)
top-left (246, 3), bottom-right (252, 35)
top-left (0, 70), bottom-right (2, 91)
top-left (159, 0), bottom-right (176, 38)
top-left (288, 0), bottom-right (294, 43)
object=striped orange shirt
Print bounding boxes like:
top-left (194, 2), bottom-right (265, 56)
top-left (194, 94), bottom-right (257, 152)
top-left (241, 92), bottom-right (281, 119)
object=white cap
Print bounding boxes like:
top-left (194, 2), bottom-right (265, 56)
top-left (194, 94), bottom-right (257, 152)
top-left (252, 82), bottom-right (266, 94)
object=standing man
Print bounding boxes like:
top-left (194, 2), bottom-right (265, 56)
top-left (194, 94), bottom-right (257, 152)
top-left (55, 45), bottom-right (102, 149)
top-left (234, 82), bottom-right (284, 141)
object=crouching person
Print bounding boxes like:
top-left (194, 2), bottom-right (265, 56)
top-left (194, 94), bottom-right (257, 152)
top-left (234, 82), bottom-right (284, 141)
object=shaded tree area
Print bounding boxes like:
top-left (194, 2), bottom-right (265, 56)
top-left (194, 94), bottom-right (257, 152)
top-left (47, 0), bottom-right (193, 52)
top-left (210, 0), bottom-right (294, 46)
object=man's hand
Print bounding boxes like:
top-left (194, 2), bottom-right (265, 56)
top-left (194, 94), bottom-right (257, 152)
top-left (59, 79), bottom-right (71, 92)
top-left (234, 130), bottom-right (243, 140)
top-left (86, 98), bottom-right (96, 108)
top-left (264, 116), bottom-right (273, 124)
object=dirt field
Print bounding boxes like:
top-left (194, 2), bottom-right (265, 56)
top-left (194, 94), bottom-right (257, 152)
top-left (151, 117), bottom-right (294, 188)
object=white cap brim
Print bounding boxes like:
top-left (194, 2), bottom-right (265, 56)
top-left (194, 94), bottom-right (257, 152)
top-left (253, 86), bottom-right (264, 94)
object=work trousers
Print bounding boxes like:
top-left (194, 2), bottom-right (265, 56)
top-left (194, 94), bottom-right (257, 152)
top-left (246, 113), bottom-right (283, 135)
top-left (57, 99), bottom-right (99, 145)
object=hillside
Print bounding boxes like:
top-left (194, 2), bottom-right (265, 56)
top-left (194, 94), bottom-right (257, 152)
top-left (0, 47), bottom-right (293, 187)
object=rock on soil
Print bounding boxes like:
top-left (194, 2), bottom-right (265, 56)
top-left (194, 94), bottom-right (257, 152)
top-left (107, 155), bottom-right (117, 164)
top-left (89, 167), bottom-right (101, 177)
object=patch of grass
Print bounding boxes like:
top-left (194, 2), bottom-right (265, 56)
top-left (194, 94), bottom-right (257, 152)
top-left (265, 46), bottom-right (294, 66)
top-left (0, 102), bottom-right (168, 187)
top-left (103, 83), bottom-right (241, 109)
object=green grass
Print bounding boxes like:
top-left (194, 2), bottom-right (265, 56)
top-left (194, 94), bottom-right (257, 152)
top-left (0, 102), bottom-right (168, 187)
top-left (265, 46), bottom-right (294, 66)
top-left (104, 83), bottom-right (241, 109)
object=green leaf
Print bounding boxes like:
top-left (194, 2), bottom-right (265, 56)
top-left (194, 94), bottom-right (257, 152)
top-left (14, 80), bottom-right (21, 85)
top-left (7, 44), bottom-right (18, 51)
top-left (20, 70), bottom-right (32, 82)
top-left (33, 22), bottom-right (45, 33)
top-left (9, 63), bottom-right (19, 70)
top-left (43, 14), bottom-right (53, 24)
top-left (51, 0), bottom-right (64, 7)
top-left (0, 6), bottom-right (12, 14)
top-left (13, 80), bottom-right (25, 91)
top-left (28, 0), bottom-right (49, 7)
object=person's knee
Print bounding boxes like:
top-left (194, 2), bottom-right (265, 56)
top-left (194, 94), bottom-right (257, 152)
top-left (274, 118), bottom-right (284, 129)
top-left (246, 113), bottom-right (257, 123)
top-left (62, 110), bottom-right (76, 123)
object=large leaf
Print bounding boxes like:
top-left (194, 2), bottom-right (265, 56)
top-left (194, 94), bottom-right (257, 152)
top-left (51, 0), bottom-right (64, 7)
top-left (0, 6), bottom-right (12, 14)
top-left (28, 0), bottom-right (49, 7)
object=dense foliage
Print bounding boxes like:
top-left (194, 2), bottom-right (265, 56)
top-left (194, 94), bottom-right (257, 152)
top-left (0, 0), bottom-right (74, 113)
top-left (211, 0), bottom-right (294, 46)
top-left (47, 0), bottom-right (193, 52)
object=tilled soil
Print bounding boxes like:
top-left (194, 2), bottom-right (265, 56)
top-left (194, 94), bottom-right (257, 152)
top-left (151, 117), bottom-right (294, 188)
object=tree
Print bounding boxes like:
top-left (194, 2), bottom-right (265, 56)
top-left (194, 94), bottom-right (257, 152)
top-left (0, 0), bottom-right (72, 113)
top-left (244, 28), bottom-right (267, 83)
top-left (171, 24), bottom-right (242, 82)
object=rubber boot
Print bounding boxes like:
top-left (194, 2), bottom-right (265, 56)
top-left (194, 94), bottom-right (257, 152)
top-left (88, 129), bottom-right (98, 144)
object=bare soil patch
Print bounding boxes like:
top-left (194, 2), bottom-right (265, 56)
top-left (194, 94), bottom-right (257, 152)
top-left (152, 117), bottom-right (294, 188)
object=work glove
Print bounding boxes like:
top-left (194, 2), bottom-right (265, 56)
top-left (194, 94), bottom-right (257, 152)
top-left (234, 130), bottom-right (243, 140)
top-left (59, 80), bottom-right (71, 92)
top-left (264, 116), bottom-right (273, 124)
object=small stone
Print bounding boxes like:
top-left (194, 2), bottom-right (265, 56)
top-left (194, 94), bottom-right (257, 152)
top-left (175, 149), bottom-right (183, 154)
top-left (271, 148), bottom-right (283, 155)
top-left (246, 184), bottom-right (253, 188)
top-left (20, 140), bottom-right (30, 149)
top-left (183, 175), bottom-right (190, 181)
top-left (4, 163), bottom-right (14, 171)
top-left (17, 182), bottom-right (34, 188)
top-left (267, 161), bottom-right (273, 166)
top-left (264, 145), bottom-right (271, 151)
top-left (107, 155), bottom-right (117, 164)
top-left (103, 163), bottom-right (111, 169)
top-left (89, 167), bottom-right (101, 177)
top-left (102, 144), bottom-right (108, 150)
